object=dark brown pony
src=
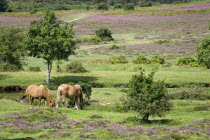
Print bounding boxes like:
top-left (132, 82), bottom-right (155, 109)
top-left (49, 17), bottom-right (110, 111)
top-left (21, 85), bottom-right (55, 109)
top-left (56, 84), bottom-right (83, 109)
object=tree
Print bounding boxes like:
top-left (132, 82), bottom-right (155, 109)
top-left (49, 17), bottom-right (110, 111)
top-left (197, 37), bottom-right (210, 69)
top-left (121, 71), bottom-right (173, 121)
top-left (0, 0), bottom-right (8, 12)
top-left (25, 11), bottom-right (76, 84)
top-left (0, 27), bottom-right (25, 70)
top-left (95, 27), bottom-right (113, 41)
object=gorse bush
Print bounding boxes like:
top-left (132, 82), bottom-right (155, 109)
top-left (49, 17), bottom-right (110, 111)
top-left (78, 81), bottom-right (92, 105)
top-left (114, 3), bottom-right (123, 9)
top-left (0, 63), bottom-right (21, 72)
top-left (29, 66), bottom-right (41, 72)
top-left (66, 61), bottom-right (87, 73)
top-left (132, 55), bottom-right (149, 64)
top-left (97, 3), bottom-right (109, 10)
top-left (95, 28), bottom-right (113, 41)
top-left (123, 3), bottom-right (135, 10)
top-left (109, 56), bottom-right (128, 64)
top-left (176, 57), bottom-right (197, 66)
top-left (121, 71), bottom-right (173, 121)
top-left (150, 54), bottom-right (165, 64)
top-left (109, 44), bottom-right (122, 50)
top-left (154, 39), bottom-right (171, 44)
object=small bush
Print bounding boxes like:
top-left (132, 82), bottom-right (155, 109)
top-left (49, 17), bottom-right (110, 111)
top-left (154, 39), bottom-right (171, 44)
top-left (123, 3), bottom-right (135, 10)
top-left (66, 61), bottom-right (87, 73)
top-left (150, 55), bottom-right (165, 64)
top-left (194, 106), bottom-right (209, 111)
top-left (89, 81), bottom-right (105, 88)
top-left (176, 57), bottom-right (197, 66)
top-left (168, 88), bottom-right (210, 100)
top-left (95, 27), bottom-right (113, 41)
top-left (139, 1), bottom-right (152, 7)
top-left (97, 3), bottom-right (109, 10)
top-left (78, 81), bottom-right (92, 105)
top-left (0, 63), bottom-right (21, 72)
top-left (132, 55), bottom-right (149, 64)
top-left (109, 44), bottom-right (121, 49)
top-left (109, 56), bottom-right (128, 64)
top-left (29, 66), bottom-right (41, 72)
top-left (114, 3), bottom-right (123, 9)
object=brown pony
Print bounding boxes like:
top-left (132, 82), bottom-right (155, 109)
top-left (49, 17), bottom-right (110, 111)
top-left (56, 84), bottom-right (83, 110)
top-left (21, 85), bottom-right (55, 109)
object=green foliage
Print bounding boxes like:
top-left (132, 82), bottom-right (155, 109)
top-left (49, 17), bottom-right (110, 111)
top-left (150, 54), bottom-right (165, 64)
top-left (197, 37), bottom-right (210, 69)
top-left (123, 3), bottom-right (135, 10)
top-left (0, 0), bottom-right (8, 12)
top-left (132, 55), bottom-right (149, 64)
top-left (29, 66), bottom-right (41, 72)
top-left (109, 56), bottom-right (128, 64)
top-left (176, 57), bottom-right (196, 66)
top-left (0, 63), bottom-right (21, 72)
top-left (25, 11), bottom-right (76, 83)
top-left (97, 3), bottom-right (109, 10)
top-left (78, 81), bottom-right (92, 105)
top-left (66, 61), bottom-right (87, 73)
top-left (194, 105), bottom-right (209, 111)
top-left (114, 3), bottom-right (123, 9)
top-left (139, 0), bottom-right (152, 7)
top-left (109, 44), bottom-right (123, 49)
top-left (0, 27), bottom-right (25, 70)
top-left (95, 27), bottom-right (113, 41)
top-left (121, 71), bottom-right (173, 120)
top-left (154, 39), bottom-right (171, 44)
top-left (168, 88), bottom-right (210, 100)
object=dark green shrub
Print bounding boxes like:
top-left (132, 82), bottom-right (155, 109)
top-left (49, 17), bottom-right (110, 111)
top-left (150, 54), bottom-right (165, 64)
top-left (197, 37), bottom-right (210, 69)
top-left (97, 3), bottom-right (109, 10)
top-left (95, 27), bottom-right (113, 41)
top-left (139, 0), bottom-right (152, 7)
top-left (89, 114), bottom-right (103, 119)
top-left (176, 57), bottom-right (196, 66)
top-left (78, 81), bottom-right (92, 105)
top-left (88, 81), bottom-right (105, 88)
top-left (109, 56), bottom-right (128, 64)
top-left (29, 66), bottom-right (41, 72)
top-left (109, 44), bottom-right (120, 49)
top-left (0, 63), bottom-right (21, 72)
top-left (121, 71), bottom-right (173, 121)
top-left (66, 61), bottom-right (87, 73)
top-left (194, 106), bottom-right (209, 111)
top-left (168, 88), bottom-right (210, 100)
top-left (114, 3), bottom-right (123, 9)
top-left (132, 55), bottom-right (149, 64)
top-left (30, 9), bottom-right (38, 14)
top-left (123, 3), bottom-right (135, 10)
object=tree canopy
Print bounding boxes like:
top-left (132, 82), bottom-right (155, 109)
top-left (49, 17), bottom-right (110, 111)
top-left (25, 11), bottom-right (76, 84)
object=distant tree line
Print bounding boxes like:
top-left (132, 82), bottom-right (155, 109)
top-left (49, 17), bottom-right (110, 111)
top-left (0, 0), bottom-right (192, 12)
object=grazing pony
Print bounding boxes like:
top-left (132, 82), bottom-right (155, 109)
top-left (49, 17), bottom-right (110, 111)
top-left (20, 85), bottom-right (55, 109)
top-left (56, 84), bottom-right (83, 110)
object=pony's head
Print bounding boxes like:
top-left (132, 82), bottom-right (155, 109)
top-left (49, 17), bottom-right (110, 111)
top-left (49, 99), bottom-right (55, 108)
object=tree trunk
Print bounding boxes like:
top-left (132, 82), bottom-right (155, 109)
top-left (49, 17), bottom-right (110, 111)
top-left (142, 113), bottom-right (149, 121)
top-left (46, 61), bottom-right (52, 84)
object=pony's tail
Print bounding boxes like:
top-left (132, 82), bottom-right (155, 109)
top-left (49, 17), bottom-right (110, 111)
top-left (79, 87), bottom-right (84, 110)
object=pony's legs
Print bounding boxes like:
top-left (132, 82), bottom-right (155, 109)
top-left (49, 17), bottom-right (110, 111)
top-left (29, 97), bottom-right (34, 109)
top-left (56, 89), bottom-right (62, 108)
top-left (74, 96), bottom-right (79, 110)
top-left (62, 94), bottom-right (67, 108)
top-left (38, 98), bottom-right (41, 109)
top-left (45, 99), bottom-right (48, 108)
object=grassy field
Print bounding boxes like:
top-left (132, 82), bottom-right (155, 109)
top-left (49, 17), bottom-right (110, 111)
top-left (1, 1), bottom-right (210, 140)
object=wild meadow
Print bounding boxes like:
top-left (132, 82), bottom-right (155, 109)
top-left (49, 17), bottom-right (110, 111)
top-left (0, 1), bottom-right (210, 140)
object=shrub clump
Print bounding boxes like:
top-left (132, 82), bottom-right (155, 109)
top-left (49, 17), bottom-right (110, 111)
top-left (168, 88), bottom-right (210, 100)
top-left (150, 54), bottom-right (165, 64)
top-left (176, 57), bottom-right (197, 66)
top-left (29, 66), bottom-right (41, 72)
top-left (66, 61), bottom-right (87, 73)
top-left (95, 27), bottom-right (113, 41)
top-left (114, 3), bottom-right (123, 9)
top-left (123, 3), bottom-right (135, 10)
top-left (108, 56), bottom-right (128, 64)
top-left (97, 3), bottom-right (109, 10)
top-left (78, 81), bottom-right (92, 105)
top-left (139, 1), bottom-right (152, 7)
top-left (109, 44), bottom-right (124, 50)
top-left (132, 55), bottom-right (149, 64)
top-left (0, 63), bottom-right (21, 72)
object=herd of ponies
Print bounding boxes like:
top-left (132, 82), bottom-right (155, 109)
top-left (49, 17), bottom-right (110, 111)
top-left (20, 84), bottom-right (83, 109)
